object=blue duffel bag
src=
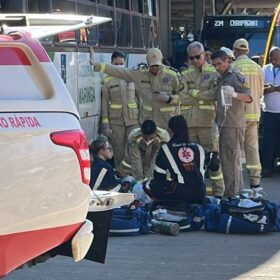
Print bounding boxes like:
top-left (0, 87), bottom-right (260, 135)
top-left (151, 200), bottom-right (205, 231)
top-left (204, 198), bottom-right (280, 234)
top-left (110, 206), bottom-right (151, 236)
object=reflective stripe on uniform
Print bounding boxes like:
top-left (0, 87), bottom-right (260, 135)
top-left (100, 63), bottom-right (105, 73)
top-left (154, 165), bottom-right (167, 174)
top-left (143, 105), bottom-right (152, 111)
top-left (198, 105), bottom-right (215, 110)
top-left (198, 100), bottom-right (215, 105)
top-left (104, 76), bottom-right (114, 82)
top-left (232, 62), bottom-right (260, 76)
top-left (245, 113), bottom-right (260, 120)
top-left (163, 68), bottom-right (178, 78)
top-left (246, 164), bottom-right (262, 170)
top-left (128, 102), bottom-right (138, 109)
top-left (180, 105), bottom-right (192, 110)
top-left (197, 144), bottom-right (205, 178)
top-left (170, 95), bottom-right (179, 105)
top-left (203, 64), bottom-right (217, 72)
top-left (140, 177), bottom-right (149, 183)
top-left (110, 228), bottom-right (139, 233)
top-left (121, 160), bottom-right (132, 168)
top-left (162, 144), bottom-right (184, 184)
top-left (93, 167), bottom-right (107, 190)
top-left (110, 104), bottom-right (122, 109)
top-left (160, 106), bottom-right (176, 112)
top-left (238, 70), bottom-right (260, 76)
top-left (191, 89), bottom-right (199, 98)
top-left (226, 216), bottom-right (232, 234)
top-left (209, 173), bottom-right (224, 181)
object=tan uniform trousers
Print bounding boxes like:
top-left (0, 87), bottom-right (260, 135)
top-left (244, 121), bottom-right (262, 186)
top-left (220, 127), bottom-right (245, 198)
top-left (189, 127), bottom-right (225, 197)
top-left (109, 124), bottom-right (139, 168)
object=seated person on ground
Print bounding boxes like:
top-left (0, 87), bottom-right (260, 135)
top-left (144, 115), bottom-right (206, 204)
top-left (117, 120), bottom-right (170, 181)
top-left (89, 135), bottom-right (120, 191)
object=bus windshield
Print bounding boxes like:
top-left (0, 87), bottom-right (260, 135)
top-left (200, 15), bottom-right (272, 57)
top-left (267, 14), bottom-right (280, 51)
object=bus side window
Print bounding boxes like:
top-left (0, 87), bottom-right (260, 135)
top-left (1, 0), bottom-right (24, 12)
top-left (28, 0), bottom-right (50, 13)
top-left (145, 18), bottom-right (159, 48)
top-left (86, 27), bottom-right (99, 46)
top-left (132, 15), bottom-right (145, 48)
top-left (76, 4), bottom-right (98, 46)
top-left (144, 0), bottom-right (156, 16)
top-left (98, 8), bottom-right (115, 46)
top-left (52, 0), bottom-right (75, 14)
top-left (116, 12), bottom-right (131, 48)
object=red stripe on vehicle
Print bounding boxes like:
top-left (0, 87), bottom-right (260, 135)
top-left (0, 47), bottom-right (31, 65)
top-left (0, 222), bottom-right (83, 277)
top-left (0, 32), bottom-right (50, 63)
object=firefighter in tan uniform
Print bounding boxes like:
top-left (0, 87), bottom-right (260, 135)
top-left (101, 51), bottom-right (140, 167)
top-left (117, 120), bottom-right (170, 181)
top-left (179, 41), bottom-right (225, 198)
top-left (232, 38), bottom-right (264, 188)
top-left (90, 48), bottom-right (180, 129)
top-left (212, 50), bottom-right (252, 198)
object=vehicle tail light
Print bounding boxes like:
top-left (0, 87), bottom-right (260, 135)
top-left (50, 129), bottom-right (90, 185)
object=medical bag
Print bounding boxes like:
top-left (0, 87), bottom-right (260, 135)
top-left (204, 198), bottom-right (280, 234)
top-left (151, 200), bottom-right (205, 231)
top-left (110, 204), bottom-right (151, 236)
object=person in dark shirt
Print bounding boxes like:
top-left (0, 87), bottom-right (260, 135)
top-left (178, 53), bottom-right (189, 72)
top-left (89, 135), bottom-right (120, 191)
top-left (145, 115), bottom-right (206, 204)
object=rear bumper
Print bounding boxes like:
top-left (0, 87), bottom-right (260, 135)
top-left (0, 192), bottom-right (136, 277)
top-left (52, 192), bottom-right (136, 264)
top-left (71, 219), bottom-right (94, 262)
top-left (49, 210), bottom-right (113, 264)
top-left (0, 222), bottom-right (83, 278)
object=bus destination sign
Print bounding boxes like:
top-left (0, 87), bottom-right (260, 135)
top-left (206, 18), bottom-right (271, 29)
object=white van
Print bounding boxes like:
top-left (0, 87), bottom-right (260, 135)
top-left (0, 14), bottom-right (134, 277)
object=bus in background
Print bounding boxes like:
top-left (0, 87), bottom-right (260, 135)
top-left (264, 3), bottom-right (280, 64)
top-left (200, 14), bottom-right (272, 57)
top-left (1, 0), bottom-right (160, 142)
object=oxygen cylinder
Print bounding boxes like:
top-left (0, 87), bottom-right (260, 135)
top-left (151, 219), bottom-right (180, 236)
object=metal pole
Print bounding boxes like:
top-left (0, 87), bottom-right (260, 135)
top-left (193, 0), bottom-right (205, 39)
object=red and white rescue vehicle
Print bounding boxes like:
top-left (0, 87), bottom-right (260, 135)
top-left (0, 14), bottom-right (134, 278)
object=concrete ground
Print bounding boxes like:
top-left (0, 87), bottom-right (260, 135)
top-left (6, 173), bottom-right (280, 280)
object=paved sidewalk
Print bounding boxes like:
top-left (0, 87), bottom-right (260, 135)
top-left (7, 173), bottom-right (280, 280)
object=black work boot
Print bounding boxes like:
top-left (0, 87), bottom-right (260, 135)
top-left (250, 184), bottom-right (260, 189)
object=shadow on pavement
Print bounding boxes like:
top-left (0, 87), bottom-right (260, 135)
top-left (6, 173), bottom-right (280, 280)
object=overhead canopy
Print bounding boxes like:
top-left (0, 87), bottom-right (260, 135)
top-left (0, 14), bottom-right (111, 39)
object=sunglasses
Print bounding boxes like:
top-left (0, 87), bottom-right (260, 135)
top-left (103, 146), bottom-right (113, 151)
top-left (189, 52), bottom-right (204, 61)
